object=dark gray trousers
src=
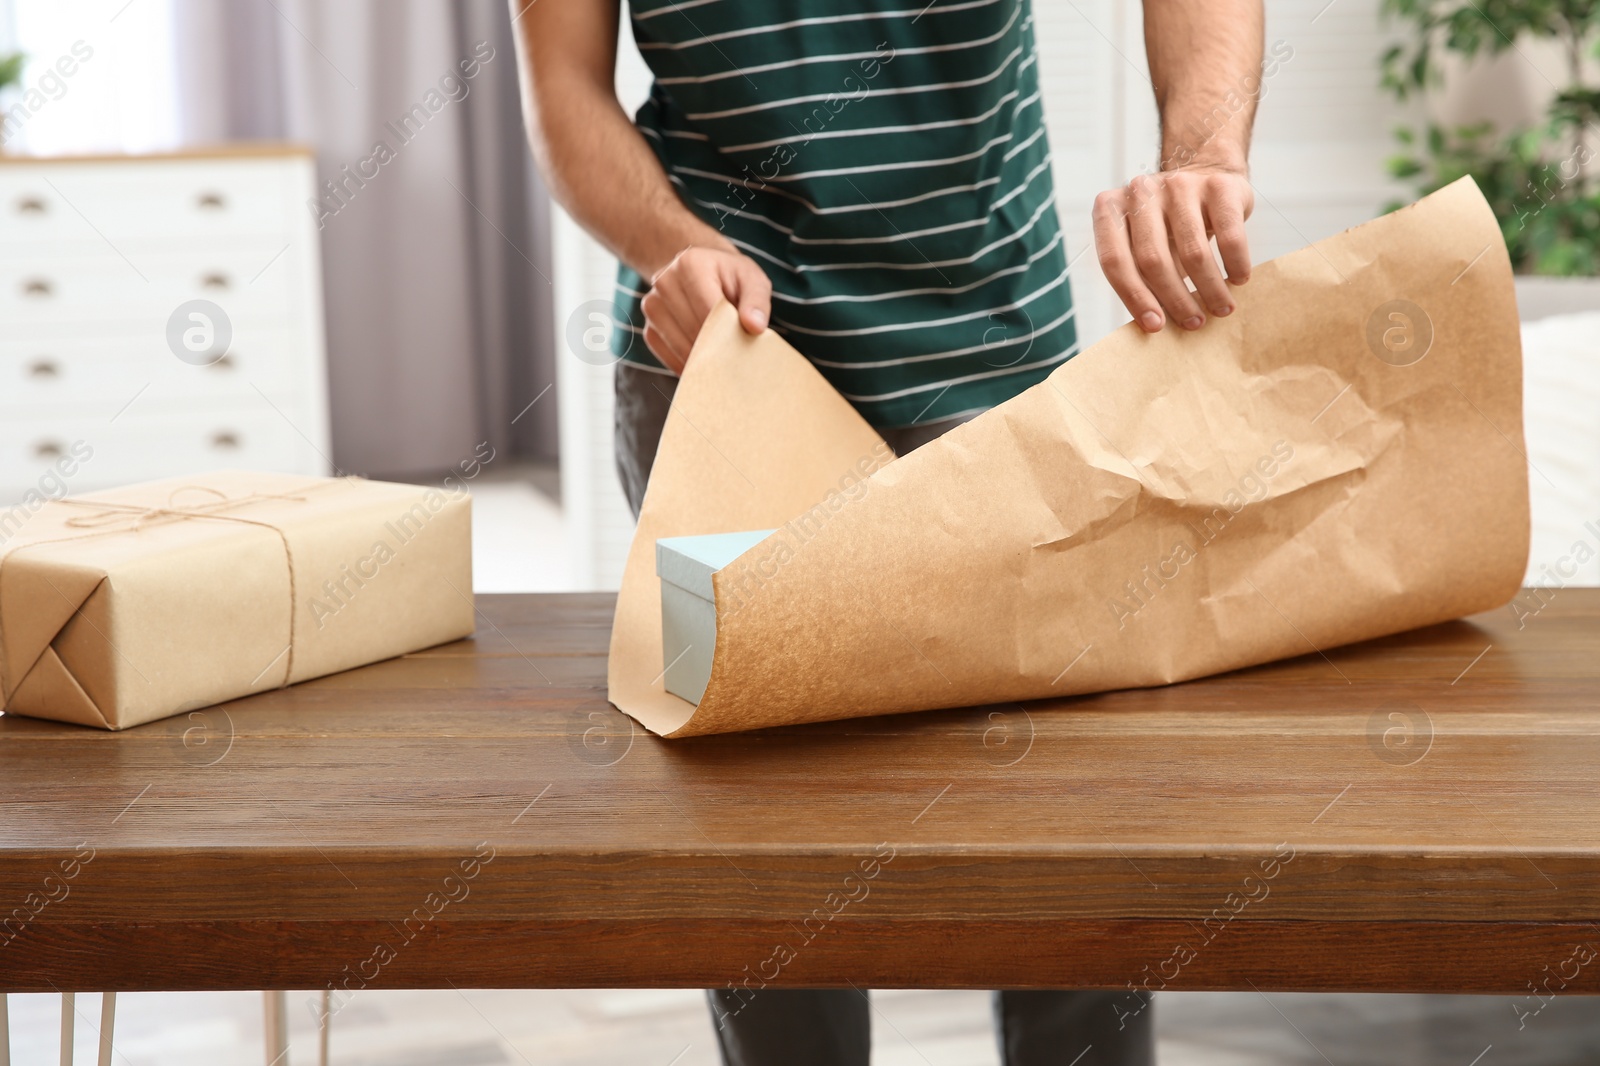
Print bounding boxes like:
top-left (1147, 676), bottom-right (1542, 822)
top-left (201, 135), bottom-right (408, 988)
top-left (614, 363), bottom-right (1157, 1066)
top-left (707, 989), bottom-right (1154, 1066)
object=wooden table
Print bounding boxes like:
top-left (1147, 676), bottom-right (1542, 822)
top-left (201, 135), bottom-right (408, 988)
top-left (2, 591), bottom-right (1597, 996)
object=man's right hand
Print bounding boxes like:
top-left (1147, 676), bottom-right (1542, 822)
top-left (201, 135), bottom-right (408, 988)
top-left (509, 0), bottom-right (771, 374)
top-left (642, 246), bottom-right (772, 373)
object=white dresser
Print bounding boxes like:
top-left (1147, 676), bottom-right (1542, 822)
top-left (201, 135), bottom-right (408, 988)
top-left (0, 145), bottom-right (329, 504)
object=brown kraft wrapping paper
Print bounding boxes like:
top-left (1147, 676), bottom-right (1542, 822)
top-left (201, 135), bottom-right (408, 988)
top-left (0, 470), bottom-right (475, 730)
top-left (609, 176), bottom-right (1530, 738)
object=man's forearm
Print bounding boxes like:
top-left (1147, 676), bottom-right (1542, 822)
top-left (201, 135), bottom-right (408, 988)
top-left (1143, 0), bottom-right (1265, 172)
top-left (509, 2), bottom-right (729, 280)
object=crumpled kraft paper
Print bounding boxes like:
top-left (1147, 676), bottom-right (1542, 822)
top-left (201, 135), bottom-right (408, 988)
top-left (0, 470), bottom-right (475, 730)
top-left (609, 176), bottom-right (1529, 738)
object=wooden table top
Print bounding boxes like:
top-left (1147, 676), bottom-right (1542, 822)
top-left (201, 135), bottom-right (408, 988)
top-left (2, 591), bottom-right (1597, 995)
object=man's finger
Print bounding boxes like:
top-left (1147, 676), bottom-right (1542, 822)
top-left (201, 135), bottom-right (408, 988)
top-left (671, 253), bottom-right (725, 323)
top-left (1127, 195), bottom-right (1205, 329)
top-left (642, 285), bottom-right (702, 361)
top-left (1169, 194), bottom-right (1232, 317)
top-left (642, 323), bottom-right (686, 374)
top-left (1093, 190), bottom-right (1164, 332)
top-left (641, 291), bottom-right (695, 371)
top-left (721, 256), bottom-right (771, 333)
top-left (653, 310), bottom-right (697, 367)
top-left (1206, 183), bottom-right (1253, 286)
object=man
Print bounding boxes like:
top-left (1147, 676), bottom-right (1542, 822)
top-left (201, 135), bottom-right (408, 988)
top-left (513, 0), bottom-right (1261, 1061)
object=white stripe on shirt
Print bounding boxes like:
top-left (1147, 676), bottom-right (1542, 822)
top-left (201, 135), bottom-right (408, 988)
top-left (656, 2), bottom-right (1021, 85)
top-left (775, 192), bottom-right (1059, 273)
top-left (637, 0), bottom-right (1002, 49)
top-left (838, 342), bottom-right (1076, 401)
top-left (670, 164), bottom-right (1004, 215)
top-left (633, 0), bottom-right (725, 22)
top-left (771, 231), bottom-right (1065, 305)
top-left (719, 90), bottom-right (1020, 153)
top-left (763, 134), bottom-right (1012, 183)
top-left (807, 305), bottom-right (1077, 368)
top-left (773, 270), bottom-right (1068, 337)
top-left (666, 153), bottom-right (1053, 248)
top-left (682, 43), bottom-right (1024, 120)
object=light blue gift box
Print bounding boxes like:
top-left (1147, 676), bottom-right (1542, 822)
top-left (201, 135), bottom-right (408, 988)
top-left (656, 529), bottom-right (775, 704)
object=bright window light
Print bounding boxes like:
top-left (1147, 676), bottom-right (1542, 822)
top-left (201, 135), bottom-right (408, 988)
top-left (1, 0), bottom-right (180, 155)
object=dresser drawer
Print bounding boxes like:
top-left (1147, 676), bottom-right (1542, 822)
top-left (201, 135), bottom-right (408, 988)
top-left (0, 148), bottom-right (328, 509)
top-left (0, 158), bottom-right (303, 248)
top-left (0, 404), bottom-right (327, 502)
top-left (0, 245), bottom-right (296, 325)
top-left (1, 324), bottom-right (307, 413)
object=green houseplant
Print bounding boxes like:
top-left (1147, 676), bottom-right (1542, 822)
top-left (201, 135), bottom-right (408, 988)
top-left (1380, 0), bottom-right (1600, 274)
top-left (0, 51), bottom-right (25, 151)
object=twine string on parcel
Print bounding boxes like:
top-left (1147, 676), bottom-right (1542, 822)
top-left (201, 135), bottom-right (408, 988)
top-left (0, 477), bottom-right (368, 703)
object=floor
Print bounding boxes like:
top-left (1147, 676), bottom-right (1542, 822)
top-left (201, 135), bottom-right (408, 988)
top-left (7, 986), bottom-right (1600, 1065)
top-left (466, 464), bottom-right (580, 595)
top-left (9, 468), bottom-right (1599, 1062)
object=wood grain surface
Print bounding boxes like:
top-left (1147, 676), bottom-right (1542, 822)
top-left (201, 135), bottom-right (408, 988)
top-left (2, 591), bottom-right (1597, 993)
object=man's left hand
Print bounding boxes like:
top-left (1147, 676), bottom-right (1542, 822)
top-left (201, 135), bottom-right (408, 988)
top-left (1092, 165), bottom-right (1254, 334)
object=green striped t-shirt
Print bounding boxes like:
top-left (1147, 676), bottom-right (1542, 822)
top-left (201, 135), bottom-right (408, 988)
top-left (612, 0), bottom-right (1075, 429)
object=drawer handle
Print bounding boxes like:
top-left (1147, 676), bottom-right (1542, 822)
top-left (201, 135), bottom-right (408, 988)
top-left (196, 191), bottom-right (227, 210)
top-left (21, 277), bottom-right (54, 298)
top-left (200, 271), bottom-right (231, 291)
top-left (27, 358), bottom-right (61, 379)
top-left (207, 353), bottom-right (237, 370)
top-left (15, 195), bottom-right (48, 215)
top-left (209, 430), bottom-right (241, 451)
top-left (32, 440), bottom-right (65, 461)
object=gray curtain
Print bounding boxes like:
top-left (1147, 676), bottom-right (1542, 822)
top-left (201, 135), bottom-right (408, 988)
top-left (172, 0), bottom-right (557, 478)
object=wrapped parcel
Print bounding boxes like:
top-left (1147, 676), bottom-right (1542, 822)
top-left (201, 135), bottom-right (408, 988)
top-left (610, 177), bottom-right (1530, 737)
top-left (0, 470), bottom-right (474, 729)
